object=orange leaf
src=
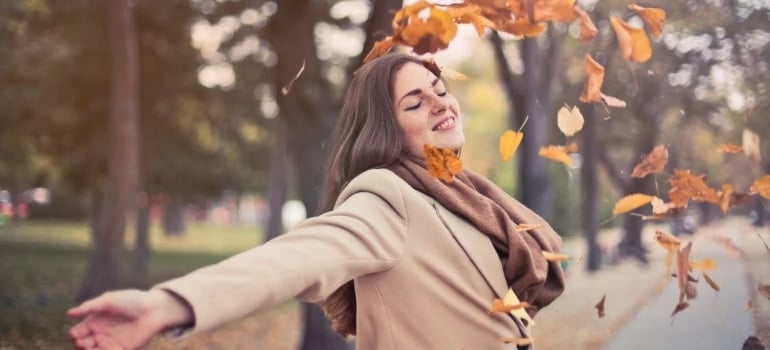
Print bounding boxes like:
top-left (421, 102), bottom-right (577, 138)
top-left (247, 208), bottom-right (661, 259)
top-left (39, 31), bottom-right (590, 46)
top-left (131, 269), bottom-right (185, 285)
top-left (751, 175), bottom-right (770, 199)
top-left (501, 288), bottom-right (535, 325)
top-left (397, 6), bottom-right (458, 54)
top-left (703, 273), bottom-right (720, 292)
top-left (579, 54), bottom-right (604, 103)
top-left (532, 0), bottom-right (579, 22)
top-left (595, 294), bottom-right (606, 318)
top-left (689, 258), bottom-right (718, 272)
top-left (574, 6), bottom-right (598, 41)
top-left (631, 145), bottom-right (669, 178)
top-left (610, 16), bottom-right (652, 63)
top-left (717, 144), bottom-right (743, 153)
top-left (612, 193), bottom-right (655, 216)
top-left (628, 4), bottom-right (666, 39)
top-left (718, 183), bottom-right (733, 214)
top-left (498, 18), bottom-right (547, 38)
top-left (446, 4), bottom-right (494, 36)
top-left (488, 299), bottom-right (530, 314)
top-left (501, 337), bottom-right (536, 346)
top-left (539, 145), bottom-right (572, 167)
top-left (654, 230), bottom-right (681, 252)
top-left (423, 144), bottom-right (462, 182)
top-left (499, 130), bottom-right (524, 162)
top-left (363, 37), bottom-right (395, 64)
top-left (668, 169), bottom-right (720, 208)
top-left (516, 223), bottom-right (543, 231)
top-left (542, 251), bottom-right (572, 262)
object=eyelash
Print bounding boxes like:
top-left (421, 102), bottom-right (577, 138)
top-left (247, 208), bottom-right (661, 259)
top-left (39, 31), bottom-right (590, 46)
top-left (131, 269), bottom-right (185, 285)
top-left (406, 91), bottom-right (448, 111)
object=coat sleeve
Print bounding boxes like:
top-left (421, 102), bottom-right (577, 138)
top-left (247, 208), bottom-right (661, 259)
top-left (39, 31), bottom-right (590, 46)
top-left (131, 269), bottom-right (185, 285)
top-left (154, 169), bottom-right (408, 335)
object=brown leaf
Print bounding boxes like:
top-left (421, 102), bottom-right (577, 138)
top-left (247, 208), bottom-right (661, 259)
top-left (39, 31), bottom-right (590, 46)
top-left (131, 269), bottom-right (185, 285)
top-left (613, 193), bottom-right (655, 216)
top-left (595, 294), bottom-right (606, 318)
top-left (718, 184), bottom-right (733, 214)
top-left (703, 273), bottom-right (720, 292)
top-left (501, 337), bottom-right (536, 346)
top-left (281, 60), bottom-right (306, 95)
top-left (542, 251), bottom-right (572, 262)
top-left (677, 242), bottom-right (696, 304)
top-left (363, 37), bottom-right (395, 64)
top-left (574, 6), bottom-right (598, 41)
top-left (610, 16), bottom-right (652, 63)
top-left (423, 144), bottom-right (462, 182)
top-left (654, 230), bottom-right (681, 252)
top-left (579, 54), bottom-right (604, 103)
top-left (539, 145), bottom-right (572, 167)
top-left (671, 301), bottom-right (689, 316)
top-left (717, 144), bottom-right (743, 153)
top-left (628, 4), bottom-right (666, 39)
top-left (498, 18), bottom-right (547, 38)
top-left (397, 6), bottom-right (458, 54)
top-left (631, 145), bottom-right (669, 178)
top-left (668, 169), bottom-right (720, 208)
top-left (759, 284), bottom-right (770, 300)
top-left (445, 3), bottom-right (494, 36)
top-left (751, 175), bottom-right (770, 199)
top-left (499, 130), bottom-right (524, 162)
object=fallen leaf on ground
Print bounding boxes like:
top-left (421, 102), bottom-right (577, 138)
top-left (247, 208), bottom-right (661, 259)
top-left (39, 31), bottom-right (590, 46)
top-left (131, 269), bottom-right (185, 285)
top-left (595, 294), bottom-right (606, 318)
top-left (613, 193), bottom-right (655, 215)
top-left (424, 144), bottom-right (462, 182)
top-left (631, 145), bottom-right (668, 178)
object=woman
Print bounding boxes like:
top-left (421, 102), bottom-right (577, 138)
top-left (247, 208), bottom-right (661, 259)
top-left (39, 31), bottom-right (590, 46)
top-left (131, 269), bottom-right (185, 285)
top-left (68, 53), bottom-right (565, 350)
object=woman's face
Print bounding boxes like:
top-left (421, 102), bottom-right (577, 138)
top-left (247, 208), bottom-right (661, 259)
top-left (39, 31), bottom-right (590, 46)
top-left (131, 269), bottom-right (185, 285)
top-left (392, 62), bottom-right (464, 158)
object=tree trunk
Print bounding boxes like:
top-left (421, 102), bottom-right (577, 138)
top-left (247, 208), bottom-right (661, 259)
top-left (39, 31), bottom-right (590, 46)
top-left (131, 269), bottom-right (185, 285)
top-left (265, 118), bottom-right (287, 242)
top-left (128, 196), bottom-right (151, 287)
top-left (162, 195), bottom-right (186, 236)
top-left (580, 105), bottom-right (601, 272)
top-left (76, 0), bottom-right (139, 302)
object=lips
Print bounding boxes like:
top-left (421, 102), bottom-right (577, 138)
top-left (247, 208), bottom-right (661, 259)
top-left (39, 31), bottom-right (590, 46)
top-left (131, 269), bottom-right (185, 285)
top-left (432, 116), bottom-right (456, 131)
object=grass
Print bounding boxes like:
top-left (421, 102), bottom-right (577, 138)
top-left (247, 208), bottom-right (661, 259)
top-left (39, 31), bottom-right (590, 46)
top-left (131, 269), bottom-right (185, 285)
top-left (0, 220), bottom-right (264, 349)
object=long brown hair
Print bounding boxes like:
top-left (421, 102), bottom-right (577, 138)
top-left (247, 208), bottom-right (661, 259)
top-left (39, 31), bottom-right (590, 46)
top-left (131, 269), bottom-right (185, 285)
top-left (318, 53), bottom-right (437, 337)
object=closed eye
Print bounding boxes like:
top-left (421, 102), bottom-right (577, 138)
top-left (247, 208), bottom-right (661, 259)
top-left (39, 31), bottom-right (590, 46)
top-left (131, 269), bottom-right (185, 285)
top-left (405, 100), bottom-right (422, 111)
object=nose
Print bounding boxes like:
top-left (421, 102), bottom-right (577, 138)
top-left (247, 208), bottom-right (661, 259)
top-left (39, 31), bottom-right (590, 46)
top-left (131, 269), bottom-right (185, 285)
top-left (430, 94), bottom-right (447, 115)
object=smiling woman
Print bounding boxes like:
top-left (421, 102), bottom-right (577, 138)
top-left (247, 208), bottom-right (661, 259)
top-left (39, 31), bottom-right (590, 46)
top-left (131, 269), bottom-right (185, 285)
top-left (67, 53), bottom-right (565, 350)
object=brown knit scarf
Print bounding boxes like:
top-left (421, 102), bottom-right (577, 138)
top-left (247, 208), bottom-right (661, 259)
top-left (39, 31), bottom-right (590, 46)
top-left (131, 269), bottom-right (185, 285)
top-left (389, 155), bottom-right (566, 316)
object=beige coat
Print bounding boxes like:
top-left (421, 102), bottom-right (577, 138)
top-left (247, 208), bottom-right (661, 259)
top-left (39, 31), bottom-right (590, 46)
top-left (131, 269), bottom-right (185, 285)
top-left (158, 169), bottom-right (554, 349)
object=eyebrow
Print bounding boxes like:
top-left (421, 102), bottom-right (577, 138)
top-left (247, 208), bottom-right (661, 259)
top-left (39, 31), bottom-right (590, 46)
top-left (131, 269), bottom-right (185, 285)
top-left (398, 78), bottom-right (441, 105)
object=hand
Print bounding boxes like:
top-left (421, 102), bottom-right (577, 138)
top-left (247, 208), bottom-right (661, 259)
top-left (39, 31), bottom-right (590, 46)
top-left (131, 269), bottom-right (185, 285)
top-left (67, 289), bottom-right (193, 350)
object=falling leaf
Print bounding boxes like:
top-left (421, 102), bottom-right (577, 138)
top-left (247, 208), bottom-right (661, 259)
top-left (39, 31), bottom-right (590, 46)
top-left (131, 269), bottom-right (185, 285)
top-left (574, 6), bottom-right (598, 41)
top-left (516, 223), bottom-right (543, 231)
top-left (557, 105), bottom-right (584, 137)
top-left (564, 142), bottom-right (579, 153)
top-left (539, 145), bottom-right (572, 167)
top-left (610, 16), bottom-right (652, 63)
top-left (281, 60), bottom-right (306, 95)
top-left (718, 183), bottom-right (733, 214)
top-left (488, 299), bottom-right (530, 314)
top-left (703, 273), bottom-right (720, 292)
top-left (631, 145), bottom-right (669, 178)
top-left (542, 251), bottom-right (572, 262)
top-left (628, 4), bottom-right (666, 39)
top-left (613, 193), bottom-right (655, 215)
top-left (676, 242), bottom-right (697, 306)
top-left (501, 288), bottom-right (535, 325)
top-left (423, 144), bottom-right (462, 182)
top-left (759, 284), bottom-right (770, 300)
top-left (718, 144), bottom-right (743, 154)
top-left (751, 175), bottom-right (770, 199)
top-left (501, 337), bottom-right (536, 346)
top-left (654, 230), bottom-right (681, 251)
top-left (500, 130), bottom-right (524, 162)
top-left (579, 54), bottom-right (604, 103)
top-left (595, 294), bottom-right (606, 318)
top-left (397, 6), bottom-right (458, 54)
top-left (363, 37), bottom-right (395, 64)
top-left (651, 197), bottom-right (673, 215)
top-left (668, 169), bottom-right (720, 208)
top-left (671, 301), bottom-right (689, 316)
top-left (601, 94), bottom-right (627, 108)
top-left (440, 66), bottom-right (468, 80)
top-left (498, 18), bottom-right (547, 38)
top-left (689, 258), bottom-right (718, 272)
top-left (445, 3), bottom-right (495, 36)
top-left (743, 129), bottom-right (761, 164)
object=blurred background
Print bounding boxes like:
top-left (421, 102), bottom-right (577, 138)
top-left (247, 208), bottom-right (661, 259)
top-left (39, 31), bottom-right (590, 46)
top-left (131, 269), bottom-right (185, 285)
top-left (0, 0), bottom-right (768, 349)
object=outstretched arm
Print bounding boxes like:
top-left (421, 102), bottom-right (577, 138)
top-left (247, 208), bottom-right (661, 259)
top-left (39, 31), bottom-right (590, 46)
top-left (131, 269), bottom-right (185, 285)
top-left (67, 289), bottom-right (193, 350)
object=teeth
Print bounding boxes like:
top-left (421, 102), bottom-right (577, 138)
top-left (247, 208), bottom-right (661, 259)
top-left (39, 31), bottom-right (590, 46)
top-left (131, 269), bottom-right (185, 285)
top-left (434, 117), bottom-right (455, 131)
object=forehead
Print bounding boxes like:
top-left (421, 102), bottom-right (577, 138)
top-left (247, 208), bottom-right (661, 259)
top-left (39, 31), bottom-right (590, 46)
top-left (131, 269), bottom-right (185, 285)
top-left (393, 62), bottom-right (437, 95)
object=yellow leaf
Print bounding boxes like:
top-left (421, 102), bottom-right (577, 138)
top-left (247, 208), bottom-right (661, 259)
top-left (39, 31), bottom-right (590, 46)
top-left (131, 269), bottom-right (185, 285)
top-left (628, 4), bottom-right (666, 39)
top-left (743, 129), bottom-right (761, 163)
top-left (423, 144), bottom-right (462, 182)
top-left (579, 54), bottom-right (604, 103)
top-left (499, 130), bottom-right (524, 162)
top-left (613, 193), bottom-right (655, 215)
top-left (539, 145), bottom-right (572, 167)
top-left (610, 16), bottom-right (652, 63)
top-left (488, 299), bottom-right (530, 314)
top-left (502, 288), bottom-right (535, 325)
top-left (689, 258), bottom-right (718, 272)
top-left (542, 251), bottom-right (572, 262)
top-left (718, 144), bottom-right (743, 153)
top-left (751, 175), bottom-right (770, 199)
top-left (557, 105), bottom-right (584, 137)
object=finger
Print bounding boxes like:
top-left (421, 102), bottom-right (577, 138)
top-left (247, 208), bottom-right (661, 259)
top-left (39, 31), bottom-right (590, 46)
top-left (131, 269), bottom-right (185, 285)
top-left (68, 295), bottom-right (113, 318)
top-left (75, 335), bottom-right (96, 349)
top-left (69, 321), bottom-right (93, 339)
